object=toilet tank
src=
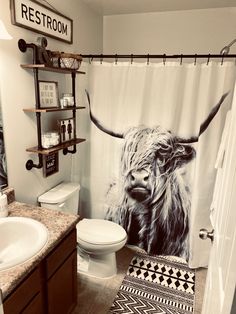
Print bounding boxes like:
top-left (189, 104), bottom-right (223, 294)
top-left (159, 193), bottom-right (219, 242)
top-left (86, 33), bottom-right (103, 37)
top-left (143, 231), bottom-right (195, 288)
top-left (38, 182), bottom-right (80, 215)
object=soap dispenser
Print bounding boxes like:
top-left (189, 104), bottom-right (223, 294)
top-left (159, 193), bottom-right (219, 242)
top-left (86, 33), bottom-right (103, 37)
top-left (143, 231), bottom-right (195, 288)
top-left (0, 190), bottom-right (8, 217)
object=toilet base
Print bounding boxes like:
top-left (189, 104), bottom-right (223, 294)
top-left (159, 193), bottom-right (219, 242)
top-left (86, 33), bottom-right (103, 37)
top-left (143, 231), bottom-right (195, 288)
top-left (77, 251), bottom-right (117, 278)
top-left (77, 251), bottom-right (89, 273)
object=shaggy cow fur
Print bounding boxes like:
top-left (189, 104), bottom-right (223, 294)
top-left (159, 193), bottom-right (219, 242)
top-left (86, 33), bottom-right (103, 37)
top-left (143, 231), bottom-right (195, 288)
top-left (105, 126), bottom-right (195, 259)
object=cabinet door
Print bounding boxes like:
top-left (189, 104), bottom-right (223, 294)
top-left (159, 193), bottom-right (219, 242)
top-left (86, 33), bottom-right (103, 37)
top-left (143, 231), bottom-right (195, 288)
top-left (47, 250), bottom-right (77, 314)
top-left (22, 292), bottom-right (44, 314)
top-left (46, 229), bottom-right (76, 279)
top-left (3, 267), bottom-right (42, 314)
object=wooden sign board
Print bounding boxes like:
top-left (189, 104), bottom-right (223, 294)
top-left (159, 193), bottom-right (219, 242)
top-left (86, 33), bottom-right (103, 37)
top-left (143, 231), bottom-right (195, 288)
top-left (10, 0), bottom-right (73, 44)
top-left (43, 152), bottom-right (59, 177)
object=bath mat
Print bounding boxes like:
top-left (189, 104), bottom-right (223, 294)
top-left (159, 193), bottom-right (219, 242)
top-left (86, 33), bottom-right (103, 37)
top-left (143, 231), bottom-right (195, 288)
top-left (109, 252), bottom-right (195, 314)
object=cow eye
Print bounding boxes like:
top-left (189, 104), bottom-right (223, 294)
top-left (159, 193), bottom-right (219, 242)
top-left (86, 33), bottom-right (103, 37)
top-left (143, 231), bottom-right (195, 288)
top-left (144, 175), bottom-right (149, 181)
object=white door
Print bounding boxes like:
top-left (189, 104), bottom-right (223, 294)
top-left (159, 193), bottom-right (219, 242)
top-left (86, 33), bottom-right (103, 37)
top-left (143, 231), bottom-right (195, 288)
top-left (201, 87), bottom-right (236, 314)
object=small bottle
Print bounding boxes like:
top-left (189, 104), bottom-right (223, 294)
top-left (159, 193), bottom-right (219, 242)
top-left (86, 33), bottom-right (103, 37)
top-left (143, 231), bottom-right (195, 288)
top-left (0, 191), bottom-right (8, 217)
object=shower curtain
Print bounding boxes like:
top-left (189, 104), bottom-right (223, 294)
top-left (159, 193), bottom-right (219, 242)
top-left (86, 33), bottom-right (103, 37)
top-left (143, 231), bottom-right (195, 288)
top-left (76, 60), bottom-right (236, 268)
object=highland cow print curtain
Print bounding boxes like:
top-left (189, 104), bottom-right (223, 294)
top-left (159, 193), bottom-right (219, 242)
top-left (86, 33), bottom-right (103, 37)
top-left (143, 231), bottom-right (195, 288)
top-left (75, 60), bottom-right (236, 268)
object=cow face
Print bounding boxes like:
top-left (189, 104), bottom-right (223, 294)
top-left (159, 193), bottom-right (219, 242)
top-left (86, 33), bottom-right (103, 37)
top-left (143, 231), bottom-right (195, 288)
top-left (121, 126), bottom-right (196, 204)
top-left (85, 90), bottom-right (228, 204)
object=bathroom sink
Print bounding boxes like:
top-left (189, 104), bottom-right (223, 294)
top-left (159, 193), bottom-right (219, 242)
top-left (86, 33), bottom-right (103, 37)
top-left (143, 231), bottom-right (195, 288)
top-left (0, 217), bottom-right (48, 271)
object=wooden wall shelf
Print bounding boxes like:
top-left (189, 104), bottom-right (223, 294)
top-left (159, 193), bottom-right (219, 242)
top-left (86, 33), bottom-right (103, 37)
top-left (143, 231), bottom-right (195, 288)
top-left (26, 138), bottom-right (86, 155)
top-left (21, 64), bottom-right (86, 75)
top-left (19, 50), bottom-right (86, 172)
top-left (23, 106), bottom-right (85, 113)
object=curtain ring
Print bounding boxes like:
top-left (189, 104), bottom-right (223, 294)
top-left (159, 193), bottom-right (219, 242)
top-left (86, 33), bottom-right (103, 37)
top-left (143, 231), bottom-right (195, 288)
top-left (131, 54), bottom-right (133, 65)
top-left (147, 54), bottom-right (150, 65)
top-left (194, 54), bottom-right (197, 65)
top-left (163, 54), bottom-right (166, 65)
top-left (100, 54), bottom-right (103, 64)
top-left (207, 54), bottom-right (211, 65)
top-left (180, 54), bottom-right (183, 65)
top-left (89, 57), bottom-right (93, 64)
top-left (221, 55), bottom-right (224, 65)
top-left (115, 54), bottom-right (118, 65)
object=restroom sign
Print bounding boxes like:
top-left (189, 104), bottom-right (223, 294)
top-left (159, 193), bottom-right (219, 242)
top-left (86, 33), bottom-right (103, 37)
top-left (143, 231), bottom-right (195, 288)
top-left (10, 0), bottom-right (73, 43)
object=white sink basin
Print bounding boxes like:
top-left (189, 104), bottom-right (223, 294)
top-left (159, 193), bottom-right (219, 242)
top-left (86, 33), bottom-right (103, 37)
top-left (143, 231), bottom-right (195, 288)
top-left (0, 217), bottom-right (48, 271)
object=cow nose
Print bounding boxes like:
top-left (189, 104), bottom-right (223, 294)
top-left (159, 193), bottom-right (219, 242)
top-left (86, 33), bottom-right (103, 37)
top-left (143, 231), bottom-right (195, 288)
top-left (130, 170), bottom-right (149, 186)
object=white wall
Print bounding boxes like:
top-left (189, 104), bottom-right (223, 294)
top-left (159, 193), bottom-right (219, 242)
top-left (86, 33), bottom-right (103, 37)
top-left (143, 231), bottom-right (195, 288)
top-left (103, 7), bottom-right (236, 55)
top-left (0, 0), bottom-right (103, 204)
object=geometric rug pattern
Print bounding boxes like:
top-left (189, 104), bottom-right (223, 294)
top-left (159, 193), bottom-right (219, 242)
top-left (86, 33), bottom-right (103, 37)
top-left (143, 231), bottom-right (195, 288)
top-left (109, 252), bottom-right (195, 314)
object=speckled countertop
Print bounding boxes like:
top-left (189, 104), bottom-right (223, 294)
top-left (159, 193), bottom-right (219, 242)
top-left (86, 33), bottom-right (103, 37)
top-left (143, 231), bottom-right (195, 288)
top-left (0, 201), bottom-right (80, 300)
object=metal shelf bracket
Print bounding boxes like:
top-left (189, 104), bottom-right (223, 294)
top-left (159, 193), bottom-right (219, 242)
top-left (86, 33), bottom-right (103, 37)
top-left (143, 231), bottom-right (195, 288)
top-left (63, 146), bottom-right (77, 155)
top-left (25, 155), bottom-right (43, 170)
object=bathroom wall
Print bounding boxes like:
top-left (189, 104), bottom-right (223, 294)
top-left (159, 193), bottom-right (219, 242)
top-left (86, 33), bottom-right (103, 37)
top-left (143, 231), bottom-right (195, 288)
top-left (103, 7), bottom-right (236, 54)
top-left (0, 0), bottom-right (103, 204)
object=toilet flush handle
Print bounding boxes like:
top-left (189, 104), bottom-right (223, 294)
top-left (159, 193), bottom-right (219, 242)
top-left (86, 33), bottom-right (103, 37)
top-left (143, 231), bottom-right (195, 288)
top-left (58, 202), bottom-right (66, 210)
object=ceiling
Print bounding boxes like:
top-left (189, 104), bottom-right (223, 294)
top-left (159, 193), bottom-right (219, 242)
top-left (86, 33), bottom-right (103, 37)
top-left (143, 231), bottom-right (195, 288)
top-left (82, 0), bottom-right (236, 15)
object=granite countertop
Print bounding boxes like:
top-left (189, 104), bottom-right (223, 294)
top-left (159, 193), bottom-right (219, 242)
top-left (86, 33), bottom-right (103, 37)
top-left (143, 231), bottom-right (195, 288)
top-left (0, 201), bottom-right (80, 300)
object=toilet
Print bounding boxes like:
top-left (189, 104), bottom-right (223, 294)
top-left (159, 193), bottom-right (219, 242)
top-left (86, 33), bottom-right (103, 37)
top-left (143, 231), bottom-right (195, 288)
top-left (38, 182), bottom-right (127, 278)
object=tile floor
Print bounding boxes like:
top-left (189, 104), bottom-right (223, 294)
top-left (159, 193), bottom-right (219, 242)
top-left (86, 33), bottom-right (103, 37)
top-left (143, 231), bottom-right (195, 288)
top-left (72, 246), bottom-right (207, 314)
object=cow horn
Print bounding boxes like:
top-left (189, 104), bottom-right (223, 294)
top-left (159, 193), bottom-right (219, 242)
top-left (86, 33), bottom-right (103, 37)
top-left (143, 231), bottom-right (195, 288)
top-left (177, 92), bottom-right (230, 144)
top-left (85, 90), bottom-right (124, 139)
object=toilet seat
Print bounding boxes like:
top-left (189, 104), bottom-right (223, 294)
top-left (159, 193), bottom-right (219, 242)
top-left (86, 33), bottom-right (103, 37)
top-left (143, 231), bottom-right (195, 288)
top-left (77, 219), bottom-right (127, 245)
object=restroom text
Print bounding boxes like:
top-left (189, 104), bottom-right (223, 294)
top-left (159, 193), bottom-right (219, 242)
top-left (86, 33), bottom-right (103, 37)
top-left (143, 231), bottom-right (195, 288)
top-left (21, 4), bottom-right (68, 35)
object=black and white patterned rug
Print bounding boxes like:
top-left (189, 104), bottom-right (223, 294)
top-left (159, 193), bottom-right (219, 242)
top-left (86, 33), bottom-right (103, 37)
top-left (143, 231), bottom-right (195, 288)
top-left (109, 253), bottom-right (195, 314)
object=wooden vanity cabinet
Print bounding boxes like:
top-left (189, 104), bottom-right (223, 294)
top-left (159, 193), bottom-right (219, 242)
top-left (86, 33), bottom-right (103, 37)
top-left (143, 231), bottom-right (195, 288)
top-left (3, 228), bottom-right (77, 314)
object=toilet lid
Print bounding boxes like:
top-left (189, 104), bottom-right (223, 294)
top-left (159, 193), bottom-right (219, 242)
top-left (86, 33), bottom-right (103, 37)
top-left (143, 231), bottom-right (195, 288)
top-left (38, 182), bottom-right (80, 204)
top-left (77, 219), bottom-right (127, 245)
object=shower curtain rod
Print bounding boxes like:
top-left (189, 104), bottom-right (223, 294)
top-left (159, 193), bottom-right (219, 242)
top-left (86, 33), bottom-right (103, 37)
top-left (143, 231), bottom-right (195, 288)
top-left (81, 53), bottom-right (236, 61)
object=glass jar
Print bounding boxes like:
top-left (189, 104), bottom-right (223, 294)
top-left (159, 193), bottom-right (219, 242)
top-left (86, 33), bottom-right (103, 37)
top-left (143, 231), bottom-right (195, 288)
top-left (62, 93), bottom-right (74, 107)
top-left (42, 132), bottom-right (59, 148)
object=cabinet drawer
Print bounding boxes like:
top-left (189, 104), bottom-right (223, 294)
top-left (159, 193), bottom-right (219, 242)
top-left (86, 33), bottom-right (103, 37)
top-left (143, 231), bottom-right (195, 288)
top-left (3, 267), bottom-right (41, 314)
top-left (46, 229), bottom-right (76, 279)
